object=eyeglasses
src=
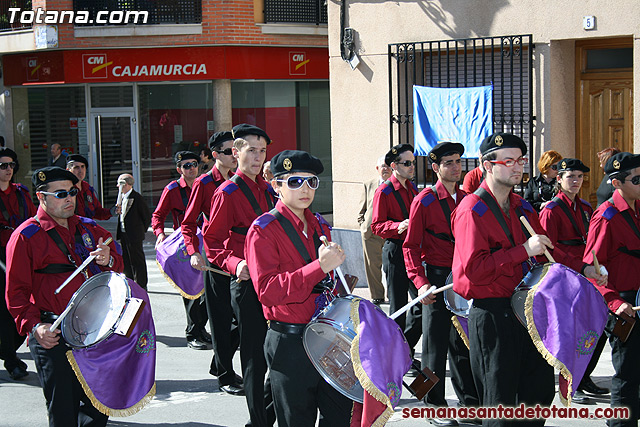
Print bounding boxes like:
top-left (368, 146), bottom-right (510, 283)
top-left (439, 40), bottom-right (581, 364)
top-left (180, 161), bottom-right (199, 170)
top-left (39, 188), bottom-right (79, 199)
top-left (489, 157), bottom-right (528, 167)
top-left (630, 175), bottom-right (640, 185)
top-left (215, 148), bottom-right (233, 156)
top-left (276, 175), bottom-right (320, 190)
top-left (396, 160), bottom-right (416, 167)
top-left (0, 162), bottom-right (16, 170)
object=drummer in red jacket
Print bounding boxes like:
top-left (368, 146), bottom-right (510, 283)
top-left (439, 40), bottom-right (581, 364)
top-left (584, 152), bottom-right (640, 427)
top-left (451, 133), bottom-right (604, 426)
top-left (66, 154), bottom-right (114, 220)
top-left (5, 166), bottom-right (123, 427)
top-left (245, 150), bottom-right (352, 426)
top-left (539, 158), bottom-right (609, 402)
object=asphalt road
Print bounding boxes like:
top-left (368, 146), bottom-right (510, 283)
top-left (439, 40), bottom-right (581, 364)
top-left (0, 225), bottom-right (616, 426)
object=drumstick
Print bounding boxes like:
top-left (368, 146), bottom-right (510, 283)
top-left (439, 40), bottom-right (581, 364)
top-left (319, 236), bottom-right (351, 295)
top-left (49, 300), bottom-right (75, 332)
top-left (54, 237), bottom-right (113, 295)
top-left (592, 250), bottom-right (601, 271)
top-left (632, 306), bottom-right (640, 312)
top-left (202, 265), bottom-right (231, 277)
top-left (390, 284), bottom-right (454, 320)
top-left (519, 216), bottom-right (556, 263)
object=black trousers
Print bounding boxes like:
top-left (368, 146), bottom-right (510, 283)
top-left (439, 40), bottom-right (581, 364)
top-left (469, 298), bottom-right (554, 427)
top-left (382, 239), bottom-right (421, 350)
top-left (119, 234), bottom-right (148, 290)
top-left (422, 265), bottom-right (478, 408)
top-left (264, 328), bottom-right (352, 427)
top-left (203, 260), bottom-right (240, 386)
top-left (230, 277), bottom-right (274, 427)
top-left (29, 336), bottom-right (108, 427)
top-left (183, 294), bottom-right (208, 341)
top-left (608, 291), bottom-right (640, 427)
top-left (0, 265), bottom-right (26, 371)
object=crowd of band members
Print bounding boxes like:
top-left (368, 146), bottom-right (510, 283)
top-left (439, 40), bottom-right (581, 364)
top-left (2, 121), bottom-right (640, 427)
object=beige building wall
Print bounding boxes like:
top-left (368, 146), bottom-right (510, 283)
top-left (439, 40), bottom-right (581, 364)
top-left (328, 0), bottom-right (640, 229)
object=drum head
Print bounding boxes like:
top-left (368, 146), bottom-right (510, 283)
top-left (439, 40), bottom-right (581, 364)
top-left (62, 272), bottom-right (130, 348)
top-left (443, 272), bottom-right (472, 317)
top-left (511, 264), bottom-right (547, 327)
top-left (303, 297), bottom-right (364, 403)
top-left (511, 289), bottom-right (529, 327)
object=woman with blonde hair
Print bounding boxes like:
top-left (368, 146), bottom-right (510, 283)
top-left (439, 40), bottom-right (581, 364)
top-left (524, 150), bottom-right (563, 211)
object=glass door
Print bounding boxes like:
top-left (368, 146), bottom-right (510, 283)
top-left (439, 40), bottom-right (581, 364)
top-left (90, 113), bottom-right (139, 208)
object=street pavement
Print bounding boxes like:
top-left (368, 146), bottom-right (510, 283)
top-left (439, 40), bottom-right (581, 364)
top-left (0, 224), bottom-right (616, 426)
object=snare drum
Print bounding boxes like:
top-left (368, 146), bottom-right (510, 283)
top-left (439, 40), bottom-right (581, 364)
top-left (511, 263), bottom-right (549, 327)
top-left (61, 271), bottom-right (131, 348)
top-left (303, 295), bottom-right (366, 402)
top-left (443, 272), bottom-right (473, 318)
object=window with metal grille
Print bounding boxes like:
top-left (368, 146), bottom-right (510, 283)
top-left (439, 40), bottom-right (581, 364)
top-left (264, 0), bottom-right (327, 25)
top-left (388, 35), bottom-right (534, 187)
top-left (73, 0), bottom-right (202, 26)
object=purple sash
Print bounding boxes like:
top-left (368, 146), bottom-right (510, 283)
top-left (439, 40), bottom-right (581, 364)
top-left (67, 279), bottom-right (156, 416)
top-left (155, 227), bottom-right (204, 299)
top-left (525, 263), bottom-right (608, 406)
top-left (350, 298), bottom-right (412, 425)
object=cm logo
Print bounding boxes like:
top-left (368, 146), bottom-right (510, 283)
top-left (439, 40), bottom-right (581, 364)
top-left (82, 54), bottom-right (112, 79)
top-left (289, 52), bottom-right (309, 75)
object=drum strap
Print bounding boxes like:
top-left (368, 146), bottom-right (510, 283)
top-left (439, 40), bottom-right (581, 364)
top-left (383, 179), bottom-right (409, 220)
top-left (177, 182), bottom-right (188, 216)
top-left (425, 185), bottom-right (454, 243)
top-left (231, 174), bottom-right (274, 216)
top-left (551, 196), bottom-right (588, 244)
top-left (608, 197), bottom-right (640, 259)
top-left (475, 187), bottom-right (528, 248)
top-left (33, 216), bottom-right (91, 276)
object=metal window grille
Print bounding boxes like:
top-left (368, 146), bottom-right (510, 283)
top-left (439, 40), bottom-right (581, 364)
top-left (73, 0), bottom-right (202, 26)
top-left (0, 0), bottom-right (32, 32)
top-left (264, 0), bottom-right (327, 25)
top-left (388, 35), bottom-right (535, 187)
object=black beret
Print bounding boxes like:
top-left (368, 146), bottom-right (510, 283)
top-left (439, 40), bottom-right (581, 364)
top-left (270, 150), bottom-right (324, 177)
top-left (32, 166), bottom-right (79, 188)
top-left (174, 151), bottom-right (199, 165)
top-left (385, 144), bottom-right (414, 167)
top-left (428, 142), bottom-right (465, 164)
top-left (208, 131), bottom-right (234, 150)
top-left (66, 154), bottom-right (88, 168)
top-left (556, 158), bottom-right (590, 173)
top-left (480, 132), bottom-right (527, 156)
top-left (232, 123), bottom-right (272, 145)
top-left (605, 152), bottom-right (640, 176)
top-left (0, 148), bottom-right (17, 162)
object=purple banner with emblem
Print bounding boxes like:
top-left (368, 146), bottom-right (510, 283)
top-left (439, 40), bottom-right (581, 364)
top-left (155, 227), bottom-right (204, 299)
top-left (350, 298), bottom-right (412, 426)
top-left (525, 263), bottom-right (608, 406)
top-left (67, 279), bottom-right (156, 416)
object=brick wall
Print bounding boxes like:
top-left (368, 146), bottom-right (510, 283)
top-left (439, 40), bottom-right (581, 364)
top-left (42, 0), bottom-right (327, 49)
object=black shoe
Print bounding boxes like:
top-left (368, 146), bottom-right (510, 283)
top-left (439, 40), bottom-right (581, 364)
top-left (571, 390), bottom-right (590, 404)
top-left (220, 382), bottom-right (245, 396)
top-left (200, 330), bottom-right (212, 343)
top-left (429, 417), bottom-right (459, 426)
top-left (187, 338), bottom-right (209, 350)
top-left (372, 298), bottom-right (385, 305)
top-left (234, 373), bottom-right (243, 384)
top-left (8, 366), bottom-right (28, 380)
top-left (578, 377), bottom-right (610, 395)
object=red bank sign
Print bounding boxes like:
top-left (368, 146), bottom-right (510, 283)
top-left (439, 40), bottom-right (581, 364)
top-left (3, 46), bottom-right (329, 85)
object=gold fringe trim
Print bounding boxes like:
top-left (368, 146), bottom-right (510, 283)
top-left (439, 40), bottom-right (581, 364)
top-left (524, 266), bottom-right (574, 407)
top-left (451, 316), bottom-right (470, 350)
top-left (155, 260), bottom-right (204, 300)
top-left (66, 350), bottom-right (156, 417)
top-left (349, 298), bottom-right (395, 427)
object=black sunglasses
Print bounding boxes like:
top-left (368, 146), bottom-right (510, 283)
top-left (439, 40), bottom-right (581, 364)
top-left (215, 148), bottom-right (233, 156)
top-left (397, 160), bottom-right (416, 167)
top-left (0, 162), bottom-right (16, 170)
top-left (630, 175), bottom-right (640, 185)
top-left (39, 188), bottom-right (80, 199)
top-left (181, 161), bottom-right (199, 170)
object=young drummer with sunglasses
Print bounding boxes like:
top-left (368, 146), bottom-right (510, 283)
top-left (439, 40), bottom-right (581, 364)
top-left (152, 151), bottom-right (210, 350)
top-left (245, 150), bottom-right (352, 426)
top-left (0, 148), bottom-right (36, 381)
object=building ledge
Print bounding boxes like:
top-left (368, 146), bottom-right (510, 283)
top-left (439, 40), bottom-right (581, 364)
top-left (74, 23), bottom-right (202, 38)
top-left (0, 29), bottom-right (35, 53)
top-left (257, 23), bottom-right (327, 36)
